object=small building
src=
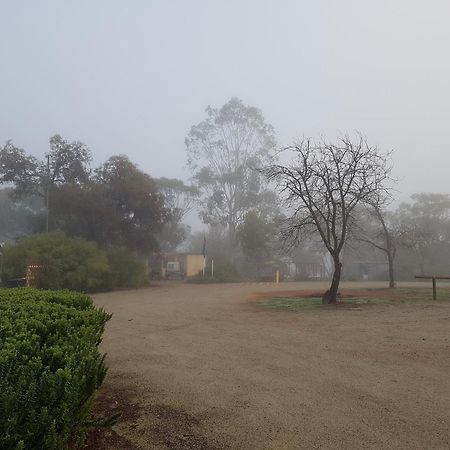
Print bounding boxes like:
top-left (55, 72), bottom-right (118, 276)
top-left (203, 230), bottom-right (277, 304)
top-left (150, 253), bottom-right (205, 279)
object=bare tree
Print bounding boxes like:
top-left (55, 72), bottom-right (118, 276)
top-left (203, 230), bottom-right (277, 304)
top-left (352, 203), bottom-right (401, 289)
top-left (264, 135), bottom-right (392, 304)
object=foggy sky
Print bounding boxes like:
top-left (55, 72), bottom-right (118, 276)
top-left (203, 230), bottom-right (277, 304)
top-left (1, 1), bottom-right (450, 213)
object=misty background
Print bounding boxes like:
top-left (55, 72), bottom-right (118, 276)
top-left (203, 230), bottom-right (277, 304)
top-left (1, 0), bottom-right (450, 227)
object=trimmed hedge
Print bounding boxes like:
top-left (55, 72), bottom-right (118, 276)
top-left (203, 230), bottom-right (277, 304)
top-left (0, 288), bottom-right (111, 450)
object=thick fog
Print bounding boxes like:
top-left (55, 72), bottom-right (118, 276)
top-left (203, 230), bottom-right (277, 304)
top-left (1, 0), bottom-right (450, 214)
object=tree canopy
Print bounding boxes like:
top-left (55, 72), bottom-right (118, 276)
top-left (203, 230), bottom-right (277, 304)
top-left (153, 178), bottom-right (199, 251)
top-left (186, 97), bottom-right (277, 242)
top-left (51, 155), bottom-right (169, 253)
top-left (395, 193), bottom-right (450, 274)
top-left (0, 135), bottom-right (91, 199)
top-left (0, 136), bottom-right (171, 253)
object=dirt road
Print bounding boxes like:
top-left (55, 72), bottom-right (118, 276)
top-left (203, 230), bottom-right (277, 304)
top-left (91, 281), bottom-right (450, 450)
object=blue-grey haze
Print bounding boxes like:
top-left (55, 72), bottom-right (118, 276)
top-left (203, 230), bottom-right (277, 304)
top-left (1, 1), bottom-right (449, 227)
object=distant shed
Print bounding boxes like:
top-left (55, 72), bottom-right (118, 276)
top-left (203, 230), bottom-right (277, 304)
top-left (151, 253), bottom-right (205, 278)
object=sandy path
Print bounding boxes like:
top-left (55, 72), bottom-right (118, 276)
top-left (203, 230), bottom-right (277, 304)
top-left (92, 281), bottom-right (450, 450)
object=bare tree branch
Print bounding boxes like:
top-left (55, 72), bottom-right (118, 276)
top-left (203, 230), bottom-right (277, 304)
top-left (262, 133), bottom-right (392, 303)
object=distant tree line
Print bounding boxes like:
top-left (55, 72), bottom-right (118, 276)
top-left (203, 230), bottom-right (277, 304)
top-left (2, 98), bottom-right (450, 299)
top-left (0, 135), bottom-right (198, 289)
top-left (0, 136), bottom-right (197, 254)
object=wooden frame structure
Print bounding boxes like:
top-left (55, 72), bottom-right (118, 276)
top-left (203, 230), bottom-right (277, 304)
top-left (414, 275), bottom-right (450, 300)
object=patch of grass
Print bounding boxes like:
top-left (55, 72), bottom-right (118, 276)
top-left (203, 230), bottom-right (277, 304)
top-left (262, 288), bottom-right (450, 312)
top-left (262, 296), bottom-right (390, 311)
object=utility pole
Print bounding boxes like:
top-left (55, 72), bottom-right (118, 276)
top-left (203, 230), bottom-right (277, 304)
top-left (46, 154), bottom-right (50, 233)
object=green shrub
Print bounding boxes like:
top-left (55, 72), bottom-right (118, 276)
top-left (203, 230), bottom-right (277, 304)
top-left (0, 288), bottom-right (110, 450)
top-left (1, 232), bottom-right (149, 292)
top-left (1, 232), bottom-right (110, 292)
top-left (106, 247), bottom-right (148, 289)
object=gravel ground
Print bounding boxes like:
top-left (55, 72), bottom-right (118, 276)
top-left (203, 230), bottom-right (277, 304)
top-left (89, 281), bottom-right (450, 450)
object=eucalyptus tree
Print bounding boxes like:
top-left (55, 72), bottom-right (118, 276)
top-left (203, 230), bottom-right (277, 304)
top-left (186, 97), bottom-right (277, 244)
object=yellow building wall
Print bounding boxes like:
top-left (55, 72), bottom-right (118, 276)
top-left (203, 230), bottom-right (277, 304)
top-left (185, 254), bottom-right (205, 277)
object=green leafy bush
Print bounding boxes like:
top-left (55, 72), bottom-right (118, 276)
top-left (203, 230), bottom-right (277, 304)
top-left (0, 288), bottom-right (110, 450)
top-left (1, 232), bottom-right (148, 292)
top-left (1, 232), bottom-right (110, 292)
top-left (106, 247), bottom-right (148, 289)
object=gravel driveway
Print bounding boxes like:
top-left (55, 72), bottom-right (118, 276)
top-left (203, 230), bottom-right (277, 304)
top-left (90, 281), bottom-right (450, 450)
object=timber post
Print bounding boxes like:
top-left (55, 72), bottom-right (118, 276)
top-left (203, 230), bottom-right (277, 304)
top-left (414, 275), bottom-right (450, 300)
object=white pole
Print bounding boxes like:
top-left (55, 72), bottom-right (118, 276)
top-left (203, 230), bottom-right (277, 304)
top-left (211, 259), bottom-right (214, 278)
top-left (202, 235), bottom-right (206, 278)
top-left (46, 155), bottom-right (50, 233)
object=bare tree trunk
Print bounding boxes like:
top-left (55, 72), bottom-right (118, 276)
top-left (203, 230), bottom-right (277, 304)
top-left (380, 213), bottom-right (396, 289)
top-left (323, 257), bottom-right (342, 304)
top-left (387, 251), bottom-right (395, 288)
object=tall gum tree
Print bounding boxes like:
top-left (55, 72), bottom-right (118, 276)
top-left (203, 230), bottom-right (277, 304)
top-left (185, 97), bottom-right (276, 244)
top-left (263, 135), bottom-right (392, 304)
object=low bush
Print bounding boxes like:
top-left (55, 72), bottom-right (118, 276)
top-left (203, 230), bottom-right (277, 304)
top-left (106, 247), bottom-right (148, 289)
top-left (1, 232), bottom-right (148, 292)
top-left (0, 288), bottom-right (110, 450)
top-left (1, 232), bottom-right (110, 292)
